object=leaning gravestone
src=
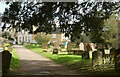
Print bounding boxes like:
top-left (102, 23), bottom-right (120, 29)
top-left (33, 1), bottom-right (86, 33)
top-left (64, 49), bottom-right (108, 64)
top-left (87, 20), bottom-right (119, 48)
top-left (109, 48), bottom-right (116, 64)
top-left (82, 51), bottom-right (90, 59)
top-left (115, 49), bottom-right (120, 71)
top-left (92, 51), bottom-right (103, 66)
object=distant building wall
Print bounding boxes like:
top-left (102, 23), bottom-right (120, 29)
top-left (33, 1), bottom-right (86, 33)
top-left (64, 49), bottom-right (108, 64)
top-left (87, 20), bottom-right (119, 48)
top-left (17, 30), bottom-right (32, 44)
top-left (50, 33), bottom-right (62, 48)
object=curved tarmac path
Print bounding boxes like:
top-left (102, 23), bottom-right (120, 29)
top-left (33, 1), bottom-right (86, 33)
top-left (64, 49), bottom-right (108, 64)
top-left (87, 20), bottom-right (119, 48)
top-left (6, 45), bottom-right (80, 75)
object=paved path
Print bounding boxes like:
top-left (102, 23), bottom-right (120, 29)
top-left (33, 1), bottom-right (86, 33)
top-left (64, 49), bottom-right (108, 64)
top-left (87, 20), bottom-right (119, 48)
top-left (6, 45), bottom-right (80, 75)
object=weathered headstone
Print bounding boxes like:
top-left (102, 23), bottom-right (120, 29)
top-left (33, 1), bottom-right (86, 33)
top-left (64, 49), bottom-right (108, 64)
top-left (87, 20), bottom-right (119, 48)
top-left (42, 49), bottom-right (48, 53)
top-left (53, 48), bottom-right (58, 54)
top-left (68, 50), bottom-right (74, 55)
top-left (97, 49), bottom-right (105, 56)
top-left (2, 50), bottom-right (12, 73)
top-left (79, 42), bottom-right (84, 51)
top-left (115, 49), bottom-right (120, 71)
top-left (42, 43), bottom-right (47, 49)
top-left (82, 51), bottom-right (90, 59)
top-left (109, 48), bottom-right (116, 64)
top-left (92, 51), bottom-right (103, 66)
top-left (97, 49), bottom-right (105, 64)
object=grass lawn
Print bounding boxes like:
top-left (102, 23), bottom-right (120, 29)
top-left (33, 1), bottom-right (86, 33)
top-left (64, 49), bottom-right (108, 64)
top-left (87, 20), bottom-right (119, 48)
top-left (4, 43), bottom-right (20, 69)
top-left (23, 44), bottom-right (86, 65)
top-left (23, 44), bottom-right (117, 75)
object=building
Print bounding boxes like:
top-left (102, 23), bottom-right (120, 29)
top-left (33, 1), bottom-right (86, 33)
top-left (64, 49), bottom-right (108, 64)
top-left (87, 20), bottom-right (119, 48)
top-left (49, 28), bottom-right (70, 48)
top-left (31, 27), bottom-right (70, 48)
top-left (17, 30), bottom-right (32, 44)
top-left (10, 28), bottom-right (33, 44)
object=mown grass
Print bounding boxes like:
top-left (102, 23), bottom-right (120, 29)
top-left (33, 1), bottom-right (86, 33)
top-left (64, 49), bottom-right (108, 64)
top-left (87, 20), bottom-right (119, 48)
top-left (23, 45), bottom-right (119, 75)
top-left (23, 44), bottom-right (85, 65)
top-left (4, 43), bottom-right (20, 69)
top-left (23, 44), bottom-right (118, 75)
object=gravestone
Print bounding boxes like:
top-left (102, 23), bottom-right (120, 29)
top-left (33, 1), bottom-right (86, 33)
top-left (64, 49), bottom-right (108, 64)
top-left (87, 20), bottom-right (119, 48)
top-left (53, 48), bottom-right (58, 54)
top-left (82, 51), bottom-right (90, 59)
top-left (92, 51), bottom-right (103, 66)
top-left (2, 50), bottom-right (12, 72)
top-left (97, 49), bottom-right (105, 64)
top-left (79, 42), bottom-right (84, 51)
top-left (42, 43), bottom-right (47, 49)
top-left (109, 48), bottom-right (116, 64)
top-left (42, 49), bottom-right (48, 53)
top-left (115, 49), bottom-right (120, 71)
top-left (68, 50), bottom-right (74, 55)
top-left (97, 49), bottom-right (105, 55)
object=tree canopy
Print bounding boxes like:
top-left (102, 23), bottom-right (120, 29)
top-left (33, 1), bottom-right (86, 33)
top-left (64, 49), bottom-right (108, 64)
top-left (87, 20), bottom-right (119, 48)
top-left (2, 31), bottom-right (14, 41)
top-left (1, 2), bottom-right (120, 44)
top-left (34, 32), bottom-right (52, 44)
top-left (102, 14), bottom-right (118, 48)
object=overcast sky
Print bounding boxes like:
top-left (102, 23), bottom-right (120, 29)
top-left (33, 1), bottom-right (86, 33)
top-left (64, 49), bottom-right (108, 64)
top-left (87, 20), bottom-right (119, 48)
top-left (0, 1), bottom-right (9, 14)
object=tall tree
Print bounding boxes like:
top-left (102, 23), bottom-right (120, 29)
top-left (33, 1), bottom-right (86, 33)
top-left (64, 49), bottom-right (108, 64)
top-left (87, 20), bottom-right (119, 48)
top-left (2, 31), bottom-right (11, 39)
top-left (1, 2), bottom-right (119, 44)
top-left (102, 14), bottom-right (118, 48)
top-left (34, 32), bottom-right (52, 44)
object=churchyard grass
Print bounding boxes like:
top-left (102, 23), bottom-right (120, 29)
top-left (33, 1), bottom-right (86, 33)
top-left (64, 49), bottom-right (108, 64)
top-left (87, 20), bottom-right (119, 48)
top-left (23, 44), bottom-right (118, 75)
top-left (23, 44), bottom-right (87, 65)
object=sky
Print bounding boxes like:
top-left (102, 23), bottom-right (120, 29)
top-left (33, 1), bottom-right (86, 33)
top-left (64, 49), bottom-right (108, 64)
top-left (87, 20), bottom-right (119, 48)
top-left (0, 1), bottom-right (9, 14)
top-left (0, 1), bottom-right (8, 31)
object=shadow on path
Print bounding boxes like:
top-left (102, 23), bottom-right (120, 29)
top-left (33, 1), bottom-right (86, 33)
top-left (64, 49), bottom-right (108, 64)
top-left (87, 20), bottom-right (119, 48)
top-left (3, 45), bottom-right (80, 75)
